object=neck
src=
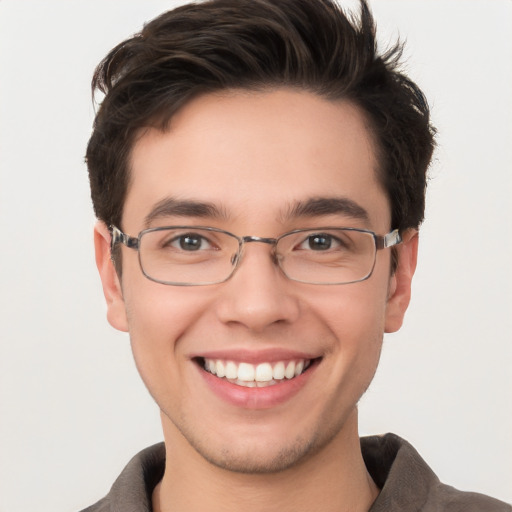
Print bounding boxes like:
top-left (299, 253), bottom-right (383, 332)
top-left (153, 410), bottom-right (379, 512)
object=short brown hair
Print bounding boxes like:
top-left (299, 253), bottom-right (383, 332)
top-left (86, 0), bottom-right (435, 236)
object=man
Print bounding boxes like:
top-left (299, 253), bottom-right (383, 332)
top-left (82, 0), bottom-right (510, 510)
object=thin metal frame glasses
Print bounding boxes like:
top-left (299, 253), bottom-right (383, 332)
top-left (111, 225), bottom-right (402, 286)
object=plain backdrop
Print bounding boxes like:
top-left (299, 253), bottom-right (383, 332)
top-left (0, 1), bottom-right (511, 510)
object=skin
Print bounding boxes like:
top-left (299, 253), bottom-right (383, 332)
top-left (95, 88), bottom-right (418, 512)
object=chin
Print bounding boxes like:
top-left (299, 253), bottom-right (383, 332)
top-left (171, 409), bottom-right (349, 475)
top-left (190, 435), bottom-right (319, 474)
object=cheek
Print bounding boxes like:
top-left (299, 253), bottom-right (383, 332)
top-left (123, 268), bottom-right (212, 340)
top-left (311, 278), bottom-right (389, 339)
top-left (308, 281), bottom-right (389, 380)
top-left (121, 283), bottom-right (214, 397)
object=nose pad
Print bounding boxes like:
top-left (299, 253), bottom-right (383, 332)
top-left (270, 247), bottom-right (279, 266)
top-left (230, 252), bottom-right (240, 266)
top-left (230, 245), bottom-right (278, 271)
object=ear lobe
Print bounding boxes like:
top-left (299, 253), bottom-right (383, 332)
top-left (94, 221), bottom-right (129, 332)
top-left (384, 229), bottom-right (419, 333)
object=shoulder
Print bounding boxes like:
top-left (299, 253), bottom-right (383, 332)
top-left (362, 434), bottom-right (511, 512)
top-left (78, 443), bottom-right (166, 512)
top-left (430, 484), bottom-right (511, 512)
top-left (80, 496), bottom-right (109, 512)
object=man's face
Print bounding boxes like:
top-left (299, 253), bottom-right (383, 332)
top-left (96, 89), bottom-right (416, 473)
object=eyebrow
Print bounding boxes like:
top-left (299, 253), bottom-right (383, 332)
top-left (144, 197), bottom-right (228, 227)
top-left (284, 197), bottom-right (370, 223)
top-left (143, 195), bottom-right (369, 228)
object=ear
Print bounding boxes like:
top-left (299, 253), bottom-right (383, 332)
top-left (94, 221), bottom-right (129, 332)
top-left (384, 229), bottom-right (419, 333)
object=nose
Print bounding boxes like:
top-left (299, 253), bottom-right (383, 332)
top-left (215, 242), bottom-right (300, 332)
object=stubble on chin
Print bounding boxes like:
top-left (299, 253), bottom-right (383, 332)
top-left (172, 411), bottom-right (353, 476)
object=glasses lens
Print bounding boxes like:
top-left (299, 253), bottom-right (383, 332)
top-left (277, 228), bottom-right (376, 284)
top-left (139, 227), bottom-right (239, 285)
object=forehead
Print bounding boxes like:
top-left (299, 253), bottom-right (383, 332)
top-left (124, 88), bottom-right (390, 231)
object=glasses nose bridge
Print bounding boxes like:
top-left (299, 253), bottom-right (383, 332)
top-left (236, 235), bottom-right (279, 267)
top-left (241, 235), bottom-right (277, 246)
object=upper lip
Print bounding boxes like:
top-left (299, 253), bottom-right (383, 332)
top-left (190, 348), bottom-right (321, 364)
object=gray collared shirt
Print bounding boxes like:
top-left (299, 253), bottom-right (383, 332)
top-left (80, 433), bottom-right (511, 512)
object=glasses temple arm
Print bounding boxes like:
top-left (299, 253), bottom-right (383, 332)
top-left (376, 229), bottom-right (402, 250)
top-left (110, 225), bottom-right (140, 250)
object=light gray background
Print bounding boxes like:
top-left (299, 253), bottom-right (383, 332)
top-left (0, 1), bottom-right (511, 510)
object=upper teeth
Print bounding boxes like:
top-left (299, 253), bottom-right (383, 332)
top-left (204, 359), bottom-right (309, 383)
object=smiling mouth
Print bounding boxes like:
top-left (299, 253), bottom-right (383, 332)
top-left (198, 358), bottom-right (317, 388)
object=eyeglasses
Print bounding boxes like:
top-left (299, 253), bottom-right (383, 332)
top-left (111, 225), bottom-right (402, 286)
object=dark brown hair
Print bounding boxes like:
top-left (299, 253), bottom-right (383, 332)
top-left (86, 0), bottom-right (435, 237)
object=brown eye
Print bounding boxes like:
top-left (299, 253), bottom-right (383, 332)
top-left (307, 234), bottom-right (332, 250)
top-left (297, 233), bottom-right (343, 251)
top-left (179, 234), bottom-right (204, 251)
top-left (166, 233), bottom-right (212, 251)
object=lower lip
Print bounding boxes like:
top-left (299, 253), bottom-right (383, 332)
top-left (197, 361), bottom-right (318, 409)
